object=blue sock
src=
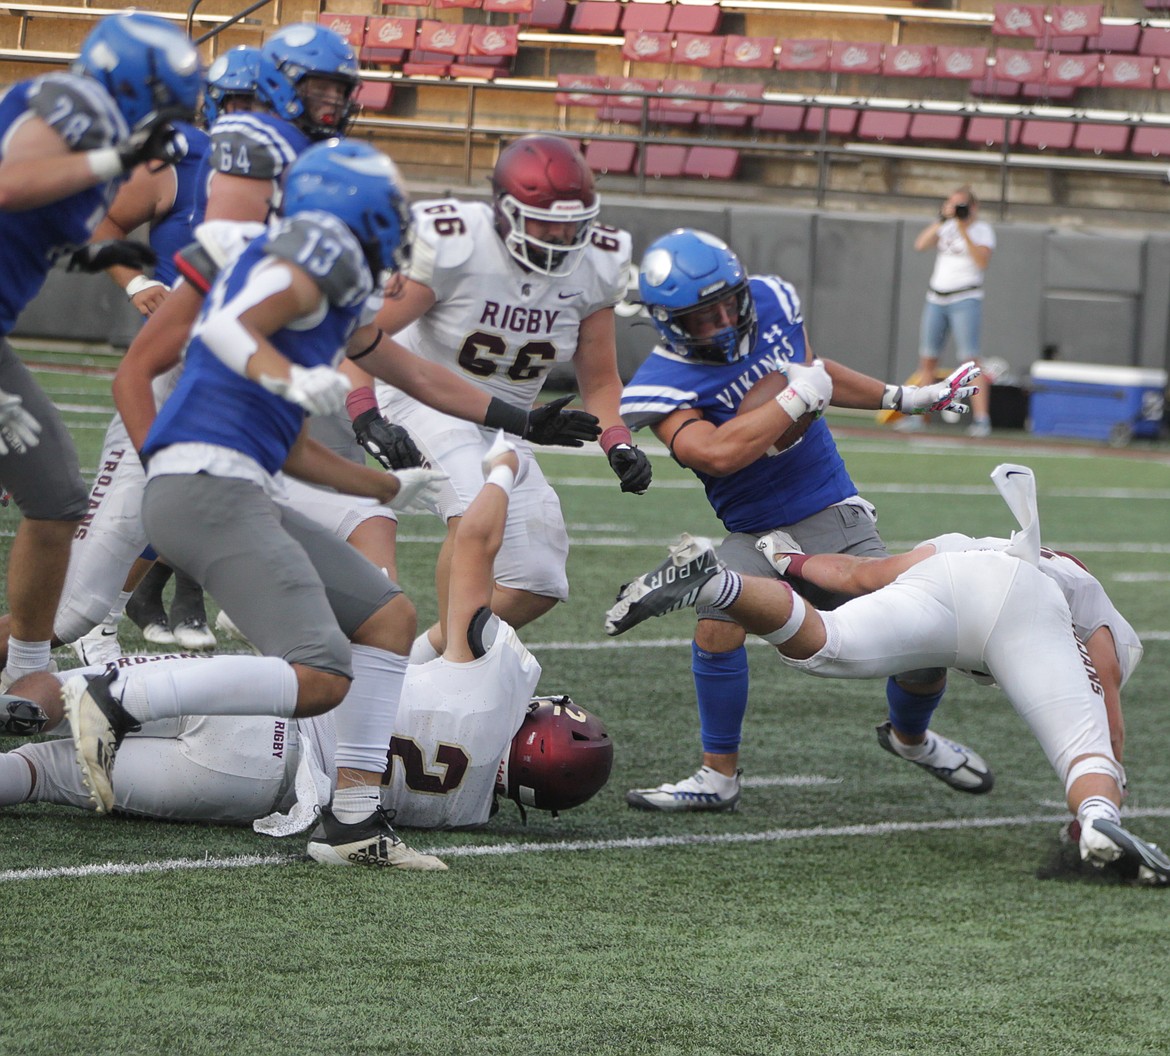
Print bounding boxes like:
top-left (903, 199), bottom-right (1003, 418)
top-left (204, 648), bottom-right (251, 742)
top-left (886, 676), bottom-right (944, 737)
top-left (693, 641), bottom-right (749, 755)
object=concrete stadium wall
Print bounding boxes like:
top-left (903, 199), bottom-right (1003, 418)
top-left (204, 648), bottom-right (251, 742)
top-left (14, 203), bottom-right (1168, 386)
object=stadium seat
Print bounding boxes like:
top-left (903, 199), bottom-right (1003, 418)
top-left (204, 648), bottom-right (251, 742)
top-left (992, 3), bottom-right (1044, 38)
top-left (1100, 54), bottom-right (1154, 89)
top-left (622, 30), bottom-right (673, 65)
top-left (753, 103), bottom-right (806, 134)
top-left (1019, 119), bottom-right (1076, 150)
top-left (642, 144), bottom-right (687, 178)
top-left (666, 4), bottom-right (720, 35)
top-left (653, 79), bottom-right (711, 127)
top-left (1088, 24), bottom-right (1141, 54)
top-left (829, 41), bottom-right (883, 76)
top-left (469, 24), bottom-right (519, 63)
top-left (682, 146), bottom-right (740, 179)
top-left (994, 48), bottom-right (1046, 85)
top-left (417, 21), bottom-right (471, 56)
top-left (584, 139), bottom-right (637, 175)
top-left (518, 0), bottom-right (569, 31)
top-left (966, 115), bottom-right (1022, 147)
top-left (483, 0), bottom-right (535, 12)
top-left (556, 73), bottom-right (608, 110)
top-left (722, 36), bottom-right (775, 70)
top-left (803, 107), bottom-right (858, 136)
top-left (777, 38), bottom-right (831, 73)
top-left (601, 77), bottom-right (659, 124)
top-left (856, 110), bottom-right (911, 142)
top-left (1046, 51), bottom-right (1101, 90)
top-left (969, 72), bottom-right (1021, 100)
top-left (1048, 4), bottom-right (1102, 39)
top-left (1139, 27), bottom-right (1170, 57)
top-left (907, 113), bottom-right (965, 143)
top-left (673, 33), bottom-right (724, 69)
top-left (621, 2), bottom-right (670, 33)
top-left (318, 13), bottom-right (366, 51)
top-left (935, 46), bottom-right (990, 81)
top-left (449, 63), bottom-right (498, 79)
top-left (1072, 123), bottom-right (1131, 154)
top-left (570, 2), bottom-right (622, 34)
top-left (701, 83), bottom-right (765, 129)
top-left (1129, 125), bottom-right (1170, 156)
top-left (882, 44), bottom-right (934, 78)
top-left (356, 80), bottom-right (393, 113)
top-left (362, 17), bottom-right (416, 68)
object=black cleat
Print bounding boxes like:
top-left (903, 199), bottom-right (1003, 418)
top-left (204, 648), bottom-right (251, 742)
top-left (306, 806), bottom-right (447, 870)
top-left (0, 694), bottom-right (47, 736)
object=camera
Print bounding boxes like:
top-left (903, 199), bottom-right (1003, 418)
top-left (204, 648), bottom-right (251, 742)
top-left (953, 202), bottom-right (970, 220)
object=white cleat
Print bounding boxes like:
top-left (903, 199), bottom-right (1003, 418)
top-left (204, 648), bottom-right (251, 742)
top-left (1080, 817), bottom-right (1170, 886)
top-left (876, 722), bottom-right (994, 794)
top-left (626, 766), bottom-right (742, 813)
top-left (306, 807), bottom-right (447, 870)
top-left (70, 625), bottom-right (122, 666)
top-left (63, 670), bottom-right (140, 814)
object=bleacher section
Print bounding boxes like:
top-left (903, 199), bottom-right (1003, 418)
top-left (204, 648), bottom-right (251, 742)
top-left (9, 0), bottom-right (1170, 219)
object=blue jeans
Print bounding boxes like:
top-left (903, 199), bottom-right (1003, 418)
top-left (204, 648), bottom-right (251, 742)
top-left (919, 295), bottom-right (983, 362)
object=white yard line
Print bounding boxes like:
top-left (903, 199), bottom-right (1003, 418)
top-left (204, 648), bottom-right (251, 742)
top-left (5, 807), bottom-right (1170, 881)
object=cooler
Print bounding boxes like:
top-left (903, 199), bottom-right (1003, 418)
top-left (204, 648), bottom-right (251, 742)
top-left (1028, 361), bottom-right (1167, 442)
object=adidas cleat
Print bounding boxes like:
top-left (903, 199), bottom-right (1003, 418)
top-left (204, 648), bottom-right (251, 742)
top-left (605, 534), bottom-right (721, 636)
top-left (307, 806), bottom-right (447, 871)
top-left (0, 694), bottom-right (47, 735)
top-left (876, 721), bottom-right (994, 794)
top-left (626, 766), bottom-right (742, 813)
top-left (63, 669), bottom-right (140, 814)
top-left (1080, 817), bottom-right (1170, 886)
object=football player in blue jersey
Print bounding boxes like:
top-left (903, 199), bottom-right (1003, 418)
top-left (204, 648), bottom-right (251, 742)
top-left (618, 228), bottom-right (983, 812)
top-left (0, 13), bottom-right (202, 690)
top-left (65, 140), bottom-right (451, 870)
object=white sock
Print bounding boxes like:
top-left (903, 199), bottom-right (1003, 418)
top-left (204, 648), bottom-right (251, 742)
top-left (1077, 795), bottom-right (1121, 827)
top-left (0, 752), bottom-right (34, 805)
top-left (118, 656), bottom-right (298, 723)
top-left (104, 590), bottom-right (132, 627)
top-left (889, 729), bottom-right (932, 761)
top-left (409, 631), bottom-right (441, 665)
top-left (331, 782), bottom-right (381, 825)
top-left (333, 645), bottom-right (407, 774)
top-left (5, 638), bottom-right (51, 679)
top-left (695, 570), bottom-right (742, 610)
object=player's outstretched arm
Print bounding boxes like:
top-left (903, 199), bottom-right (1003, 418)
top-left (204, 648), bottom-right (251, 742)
top-left (777, 547), bottom-right (933, 597)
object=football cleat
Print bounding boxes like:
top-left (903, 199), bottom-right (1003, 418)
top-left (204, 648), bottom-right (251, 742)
top-left (172, 618), bottom-right (217, 651)
top-left (605, 534), bottom-right (721, 636)
top-left (1, 694), bottom-right (48, 736)
top-left (70, 624), bottom-right (122, 666)
top-left (626, 766), bottom-right (742, 813)
top-left (306, 806), bottom-right (447, 870)
top-left (1080, 817), bottom-right (1170, 886)
top-left (63, 669), bottom-right (141, 814)
top-left (876, 721), bottom-right (994, 794)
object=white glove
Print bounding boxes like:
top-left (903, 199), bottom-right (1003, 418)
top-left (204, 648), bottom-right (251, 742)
top-left (259, 365), bottom-right (352, 416)
top-left (898, 361), bottom-right (981, 415)
top-left (0, 388), bottom-right (41, 456)
top-left (387, 467), bottom-right (449, 515)
top-left (776, 360), bottom-right (833, 420)
top-left (754, 528), bottom-right (805, 575)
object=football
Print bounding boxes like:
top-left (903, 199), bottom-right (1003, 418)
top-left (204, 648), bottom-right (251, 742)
top-left (736, 370), bottom-right (817, 454)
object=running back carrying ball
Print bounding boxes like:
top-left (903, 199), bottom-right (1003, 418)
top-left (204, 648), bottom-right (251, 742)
top-left (735, 370), bottom-right (818, 454)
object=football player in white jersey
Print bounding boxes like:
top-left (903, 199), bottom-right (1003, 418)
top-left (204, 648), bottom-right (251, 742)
top-left (368, 135), bottom-right (653, 660)
top-left (605, 467), bottom-right (1167, 885)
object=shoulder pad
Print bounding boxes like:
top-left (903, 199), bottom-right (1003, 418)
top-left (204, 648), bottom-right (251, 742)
top-left (752, 274), bottom-right (803, 327)
top-left (406, 198), bottom-right (478, 284)
top-left (194, 219), bottom-right (266, 270)
top-left (207, 114), bottom-right (298, 181)
top-left (265, 212), bottom-right (373, 308)
top-left (28, 73), bottom-right (124, 151)
top-left (582, 223), bottom-right (634, 306)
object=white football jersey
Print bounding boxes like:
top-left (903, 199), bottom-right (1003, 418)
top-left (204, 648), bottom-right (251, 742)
top-left (393, 198), bottom-right (631, 409)
top-left (383, 618), bottom-right (541, 829)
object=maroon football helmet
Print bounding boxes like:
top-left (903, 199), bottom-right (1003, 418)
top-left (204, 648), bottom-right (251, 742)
top-left (490, 135), bottom-right (599, 277)
top-left (496, 695), bottom-right (613, 814)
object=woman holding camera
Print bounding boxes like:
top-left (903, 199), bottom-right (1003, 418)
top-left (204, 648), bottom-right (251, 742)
top-left (907, 186), bottom-right (995, 437)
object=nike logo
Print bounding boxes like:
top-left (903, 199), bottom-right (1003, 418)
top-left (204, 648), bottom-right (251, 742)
top-left (1005, 470), bottom-right (1028, 478)
top-left (558, 291), bottom-right (580, 300)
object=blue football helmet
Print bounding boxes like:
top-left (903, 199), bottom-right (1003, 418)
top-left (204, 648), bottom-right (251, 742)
top-left (638, 229), bottom-right (758, 364)
top-left (204, 46), bottom-right (260, 127)
top-left (256, 24), bottom-right (359, 140)
top-left (74, 12), bottom-right (203, 132)
top-left (282, 139), bottom-right (411, 276)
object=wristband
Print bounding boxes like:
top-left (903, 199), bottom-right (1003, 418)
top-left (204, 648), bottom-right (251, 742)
top-left (759, 585), bottom-right (807, 646)
top-left (776, 386), bottom-right (810, 421)
top-left (125, 275), bottom-right (166, 300)
top-left (86, 148), bottom-right (124, 182)
top-left (345, 386), bottom-right (378, 421)
top-left (599, 424), bottom-right (632, 453)
top-left (485, 464), bottom-right (516, 495)
top-left (784, 552), bottom-right (810, 578)
top-left (483, 396), bottom-right (528, 437)
top-left (881, 384), bottom-right (903, 411)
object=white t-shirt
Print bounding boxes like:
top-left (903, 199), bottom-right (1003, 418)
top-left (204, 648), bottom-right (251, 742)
top-left (927, 218), bottom-right (995, 302)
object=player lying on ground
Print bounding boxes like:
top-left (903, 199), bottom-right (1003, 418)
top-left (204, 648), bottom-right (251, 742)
top-left (0, 438), bottom-right (613, 832)
top-left (604, 479), bottom-right (1167, 885)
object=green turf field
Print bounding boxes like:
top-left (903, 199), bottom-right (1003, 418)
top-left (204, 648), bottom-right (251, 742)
top-left (2, 357), bottom-right (1169, 1055)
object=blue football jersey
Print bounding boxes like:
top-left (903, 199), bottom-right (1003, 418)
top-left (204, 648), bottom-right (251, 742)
top-left (149, 122), bottom-right (209, 288)
top-left (193, 111), bottom-right (309, 222)
top-left (620, 275), bottom-right (858, 532)
top-left (0, 74), bottom-right (125, 334)
top-left (142, 212), bottom-right (373, 474)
